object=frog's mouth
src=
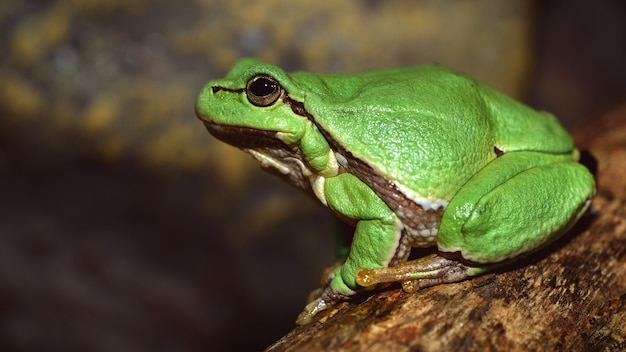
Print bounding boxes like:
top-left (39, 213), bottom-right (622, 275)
top-left (203, 121), bottom-right (289, 150)
top-left (203, 120), bottom-right (312, 191)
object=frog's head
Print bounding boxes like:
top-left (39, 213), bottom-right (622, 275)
top-left (195, 58), bottom-right (311, 151)
top-left (196, 58), bottom-right (329, 189)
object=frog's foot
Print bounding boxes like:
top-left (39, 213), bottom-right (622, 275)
top-left (355, 254), bottom-right (489, 293)
top-left (296, 297), bottom-right (332, 325)
top-left (296, 287), bottom-right (349, 325)
top-left (295, 262), bottom-right (345, 324)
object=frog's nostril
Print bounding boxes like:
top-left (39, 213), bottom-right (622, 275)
top-left (211, 86), bottom-right (220, 94)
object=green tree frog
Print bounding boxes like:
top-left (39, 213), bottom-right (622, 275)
top-left (195, 58), bottom-right (595, 325)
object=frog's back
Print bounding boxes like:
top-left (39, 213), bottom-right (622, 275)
top-left (300, 65), bottom-right (574, 202)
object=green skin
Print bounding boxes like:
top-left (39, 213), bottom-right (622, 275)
top-left (195, 58), bottom-right (596, 324)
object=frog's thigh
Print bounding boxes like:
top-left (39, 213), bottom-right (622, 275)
top-left (323, 173), bottom-right (401, 290)
top-left (438, 151), bottom-right (595, 263)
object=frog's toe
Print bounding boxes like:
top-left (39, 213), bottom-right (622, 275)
top-left (295, 284), bottom-right (353, 324)
top-left (296, 297), bottom-right (331, 325)
top-left (356, 254), bottom-right (490, 291)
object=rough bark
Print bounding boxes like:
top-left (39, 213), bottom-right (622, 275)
top-left (266, 104), bottom-right (626, 352)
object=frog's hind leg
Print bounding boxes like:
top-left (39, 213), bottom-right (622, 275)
top-left (357, 151), bottom-right (594, 292)
top-left (436, 150), bottom-right (595, 264)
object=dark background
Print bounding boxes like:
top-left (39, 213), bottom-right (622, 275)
top-left (0, 0), bottom-right (624, 351)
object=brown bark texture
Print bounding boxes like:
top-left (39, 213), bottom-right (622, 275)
top-left (266, 104), bottom-right (626, 352)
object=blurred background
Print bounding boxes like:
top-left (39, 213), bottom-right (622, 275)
top-left (0, 0), bottom-right (624, 351)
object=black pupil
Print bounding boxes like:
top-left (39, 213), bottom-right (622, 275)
top-left (250, 78), bottom-right (276, 97)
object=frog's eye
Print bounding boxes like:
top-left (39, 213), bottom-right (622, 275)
top-left (246, 75), bottom-right (282, 107)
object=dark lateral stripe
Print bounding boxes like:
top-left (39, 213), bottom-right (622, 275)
top-left (283, 96), bottom-right (316, 121)
top-left (211, 86), bottom-right (245, 94)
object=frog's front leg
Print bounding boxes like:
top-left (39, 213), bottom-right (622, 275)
top-left (296, 173), bottom-right (403, 325)
top-left (355, 151), bottom-right (595, 293)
